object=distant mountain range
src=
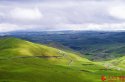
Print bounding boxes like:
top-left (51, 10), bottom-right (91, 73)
top-left (1, 31), bottom-right (125, 60)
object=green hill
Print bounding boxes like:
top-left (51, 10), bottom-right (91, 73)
top-left (0, 37), bottom-right (124, 82)
top-left (107, 56), bottom-right (125, 69)
top-left (0, 37), bottom-right (89, 65)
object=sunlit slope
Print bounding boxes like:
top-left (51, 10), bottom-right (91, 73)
top-left (0, 37), bottom-right (90, 65)
top-left (0, 37), bottom-right (124, 82)
top-left (107, 56), bottom-right (125, 69)
top-left (100, 55), bottom-right (125, 72)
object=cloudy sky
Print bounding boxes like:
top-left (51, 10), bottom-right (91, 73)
top-left (0, 0), bottom-right (125, 32)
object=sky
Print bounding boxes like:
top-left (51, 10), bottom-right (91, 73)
top-left (0, 0), bottom-right (125, 32)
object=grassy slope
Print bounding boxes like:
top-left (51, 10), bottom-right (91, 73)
top-left (0, 37), bottom-right (124, 82)
top-left (107, 56), bottom-right (125, 69)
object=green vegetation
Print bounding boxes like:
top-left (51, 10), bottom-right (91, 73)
top-left (11, 31), bottom-right (125, 60)
top-left (0, 37), bottom-right (124, 82)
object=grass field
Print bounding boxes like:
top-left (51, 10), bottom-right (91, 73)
top-left (0, 37), bottom-right (124, 82)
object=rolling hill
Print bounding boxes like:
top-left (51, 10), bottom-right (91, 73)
top-left (0, 37), bottom-right (124, 82)
top-left (6, 31), bottom-right (125, 60)
top-left (0, 37), bottom-right (89, 64)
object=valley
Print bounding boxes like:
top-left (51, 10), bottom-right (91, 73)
top-left (5, 31), bottom-right (125, 60)
top-left (0, 37), bottom-right (125, 82)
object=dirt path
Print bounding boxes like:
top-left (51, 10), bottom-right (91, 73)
top-left (68, 60), bottom-right (73, 66)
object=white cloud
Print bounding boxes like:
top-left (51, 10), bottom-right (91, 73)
top-left (0, 0), bottom-right (125, 32)
top-left (109, 5), bottom-right (125, 19)
top-left (0, 23), bottom-right (35, 32)
top-left (10, 8), bottom-right (43, 21)
top-left (1, 22), bottom-right (125, 32)
top-left (0, 12), bottom-right (4, 16)
top-left (56, 23), bottom-right (125, 31)
top-left (0, 23), bottom-right (19, 32)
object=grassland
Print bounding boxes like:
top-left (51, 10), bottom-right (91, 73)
top-left (0, 37), bottom-right (124, 82)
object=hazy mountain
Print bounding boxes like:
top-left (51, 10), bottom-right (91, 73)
top-left (3, 31), bottom-right (125, 60)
